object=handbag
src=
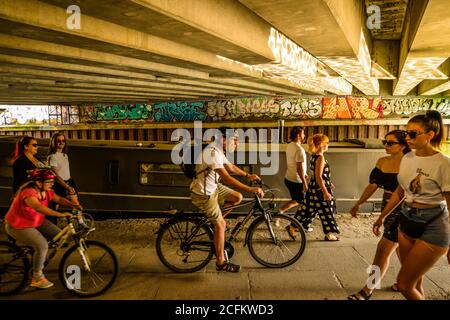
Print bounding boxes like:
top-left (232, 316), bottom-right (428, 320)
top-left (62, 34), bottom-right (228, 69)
top-left (399, 206), bottom-right (444, 238)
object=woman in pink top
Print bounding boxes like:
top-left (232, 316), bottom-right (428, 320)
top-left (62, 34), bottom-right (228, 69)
top-left (5, 168), bottom-right (82, 289)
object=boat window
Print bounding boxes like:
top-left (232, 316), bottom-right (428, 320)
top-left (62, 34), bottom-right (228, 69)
top-left (138, 162), bottom-right (252, 187)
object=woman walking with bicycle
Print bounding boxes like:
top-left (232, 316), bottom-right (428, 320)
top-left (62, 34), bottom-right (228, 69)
top-left (4, 168), bottom-right (82, 289)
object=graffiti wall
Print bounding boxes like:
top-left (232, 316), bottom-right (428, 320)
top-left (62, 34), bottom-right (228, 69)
top-left (152, 101), bottom-right (206, 122)
top-left (79, 97), bottom-right (450, 123)
top-left (383, 98), bottom-right (450, 117)
top-left (322, 97), bottom-right (383, 119)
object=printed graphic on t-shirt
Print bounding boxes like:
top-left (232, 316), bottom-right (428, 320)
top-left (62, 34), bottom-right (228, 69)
top-left (409, 168), bottom-right (431, 195)
top-left (409, 173), bottom-right (422, 194)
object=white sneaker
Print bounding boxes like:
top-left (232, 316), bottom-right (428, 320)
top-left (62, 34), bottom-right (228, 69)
top-left (274, 219), bottom-right (280, 228)
top-left (306, 227), bottom-right (314, 233)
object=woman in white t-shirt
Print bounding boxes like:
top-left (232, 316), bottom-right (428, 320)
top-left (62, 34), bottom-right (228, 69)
top-left (47, 133), bottom-right (79, 205)
top-left (373, 110), bottom-right (450, 300)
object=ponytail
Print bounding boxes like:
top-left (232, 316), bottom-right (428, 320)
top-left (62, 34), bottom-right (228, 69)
top-left (408, 110), bottom-right (445, 149)
top-left (11, 136), bottom-right (34, 163)
top-left (308, 133), bottom-right (329, 154)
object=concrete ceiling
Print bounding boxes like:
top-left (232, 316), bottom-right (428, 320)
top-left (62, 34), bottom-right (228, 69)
top-left (0, 0), bottom-right (449, 105)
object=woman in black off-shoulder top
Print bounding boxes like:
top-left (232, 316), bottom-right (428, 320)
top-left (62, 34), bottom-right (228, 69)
top-left (348, 130), bottom-right (410, 300)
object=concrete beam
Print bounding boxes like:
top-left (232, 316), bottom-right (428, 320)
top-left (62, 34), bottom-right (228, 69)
top-left (0, 0), bottom-right (315, 94)
top-left (0, 35), bottom-right (297, 96)
top-left (394, 0), bottom-right (450, 95)
top-left (130, 0), bottom-right (275, 61)
top-left (0, 76), bottom-right (222, 97)
top-left (0, 65), bottom-right (241, 96)
top-left (240, 0), bottom-right (378, 95)
top-left (418, 58), bottom-right (450, 95)
top-left (319, 0), bottom-right (379, 95)
top-left (371, 40), bottom-right (398, 80)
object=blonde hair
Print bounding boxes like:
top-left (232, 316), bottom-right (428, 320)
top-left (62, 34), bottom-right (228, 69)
top-left (307, 134), bottom-right (329, 154)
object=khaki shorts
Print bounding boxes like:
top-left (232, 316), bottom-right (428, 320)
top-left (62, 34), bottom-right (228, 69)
top-left (191, 184), bottom-right (235, 225)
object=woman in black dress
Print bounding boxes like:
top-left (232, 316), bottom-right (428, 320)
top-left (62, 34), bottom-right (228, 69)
top-left (294, 133), bottom-right (340, 241)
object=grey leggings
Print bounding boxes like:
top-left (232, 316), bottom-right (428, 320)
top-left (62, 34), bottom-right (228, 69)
top-left (5, 220), bottom-right (61, 274)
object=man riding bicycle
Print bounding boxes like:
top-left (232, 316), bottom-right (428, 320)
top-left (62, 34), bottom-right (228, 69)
top-left (190, 127), bottom-right (264, 272)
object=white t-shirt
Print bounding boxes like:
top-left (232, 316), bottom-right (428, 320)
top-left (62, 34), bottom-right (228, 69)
top-left (285, 141), bottom-right (307, 183)
top-left (397, 151), bottom-right (450, 205)
top-left (190, 144), bottom-right (231, 196)
top-left (47, 152), bottom-right (71, 181)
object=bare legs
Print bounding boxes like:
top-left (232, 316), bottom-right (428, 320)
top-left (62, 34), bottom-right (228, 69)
top-left (348, 237), bottom-right (398, 299)
top-left (397, 232), bottom-right (448, 300)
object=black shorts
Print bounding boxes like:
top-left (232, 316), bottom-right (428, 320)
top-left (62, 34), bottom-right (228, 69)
top-left (284, 178), bottom-right (305, 204)
top-left (53, 178), bottom-right (78, 197)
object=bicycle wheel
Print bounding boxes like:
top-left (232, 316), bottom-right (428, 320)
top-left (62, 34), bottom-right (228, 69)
top-left (0, 241), bottom-right (30, 296)
top-left (156, 218), bottom-right (214, 273)
top-left (59, 240), bottom-right (118, 298)
top-left (247, 213), bottom-right (306, 268)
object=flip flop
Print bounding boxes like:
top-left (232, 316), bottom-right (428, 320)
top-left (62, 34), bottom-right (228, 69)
top-left (391, 283), bottom-right (399, 292)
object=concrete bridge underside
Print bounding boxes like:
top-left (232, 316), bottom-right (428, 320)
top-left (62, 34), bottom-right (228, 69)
top-left (0, 0), bottom-right (449, 105)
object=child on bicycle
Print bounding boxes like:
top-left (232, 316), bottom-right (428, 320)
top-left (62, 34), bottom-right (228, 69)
top-left (190, 127), bottom-right (264, 272)
top-left (4, 168), bottom-right (82, 289)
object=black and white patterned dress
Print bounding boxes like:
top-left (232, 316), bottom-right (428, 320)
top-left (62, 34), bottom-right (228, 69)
top-left (295, 154), bottom-right (340, 234)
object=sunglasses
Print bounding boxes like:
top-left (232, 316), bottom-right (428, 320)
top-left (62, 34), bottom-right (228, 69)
top-left (405, 131), bottom-right (425, 139)
top-left (30, 143), bottom-right (38, 147)
top-left (57, 140), bottom-right (66, 144)
top-left (382, 140), bottom-right (400, 147)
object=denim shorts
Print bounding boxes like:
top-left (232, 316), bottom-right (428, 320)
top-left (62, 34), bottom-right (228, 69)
top-left (399, 202), bottom-right (450, 248)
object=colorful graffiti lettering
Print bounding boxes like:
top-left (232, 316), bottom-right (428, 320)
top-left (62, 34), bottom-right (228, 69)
top-left (95, 104), bottom-right (151, 121)
top-left (77, 97), bottom-right (450, 124)
top-left (383, 98), bottom-right (450, 117)
top-left (279, 98), bottom-right (322, 119)
top-left (152, 101), bottom-right (206, 122)
top-left (322, 97), bottom-right (383, 119)
top-left (205, 97), bottom-right (321, 120)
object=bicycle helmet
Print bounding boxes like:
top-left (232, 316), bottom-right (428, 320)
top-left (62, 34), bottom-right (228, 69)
top-left (27, 168), bottom-right (56, 181)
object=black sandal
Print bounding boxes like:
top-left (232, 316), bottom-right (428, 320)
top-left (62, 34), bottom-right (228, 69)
top-left (216, 261), bottom-right (241, 273)
top-left (347, 289), bottom-right (372, 300)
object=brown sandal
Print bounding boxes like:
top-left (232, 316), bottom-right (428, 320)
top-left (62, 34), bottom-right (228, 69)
top-left (216, 261), bottom-right (241, 273)
top-left (285, 225), bottom-right (298, 240)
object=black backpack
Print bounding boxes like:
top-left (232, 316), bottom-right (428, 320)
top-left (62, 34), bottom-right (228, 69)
top-left (181, 143), bottom-right (210, 179)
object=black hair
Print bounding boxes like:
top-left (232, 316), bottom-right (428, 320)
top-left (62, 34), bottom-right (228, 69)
top-left (12, 136), bottom-right (36, 161)
top-left (385, 130), bottom-right (411, 154)
top-left (290, 126), bottom-right (305, 141)
top-left (218, 127), bottom-right (233, 137)
top-left (408, 110), bottom-right (445, 149)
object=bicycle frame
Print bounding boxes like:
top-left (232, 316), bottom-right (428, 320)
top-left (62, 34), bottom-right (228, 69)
top-left (164, 193), bottom-right (272, 248)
